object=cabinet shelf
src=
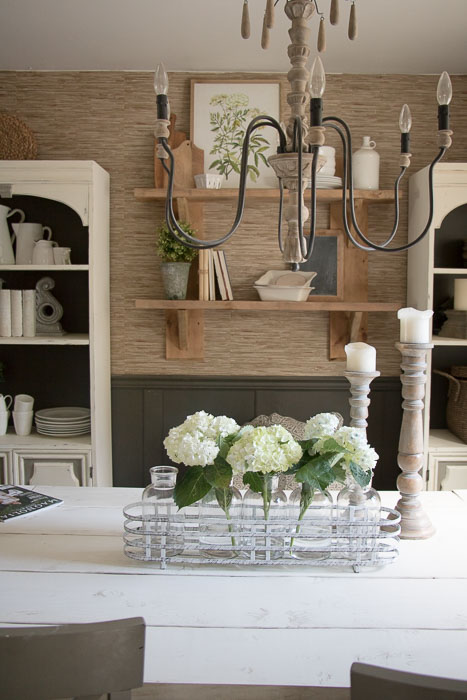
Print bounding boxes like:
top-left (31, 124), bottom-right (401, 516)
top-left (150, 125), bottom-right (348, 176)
top-left (433, 268), bottom-right (467, 275)
top-left (134, 187), bottom-right (396, 203)
top-left (135, 299), bottom-right (399, 312)
top-left (0, 333), bottom-right (89, 345)
top-left (432, 337), bottom-right (467, 347)
top-left (0, 265), bottom-right (89, 271)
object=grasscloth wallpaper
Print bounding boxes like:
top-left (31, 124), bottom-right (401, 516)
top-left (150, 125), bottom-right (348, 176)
top-left (1, 71), bottom-right (466, 376)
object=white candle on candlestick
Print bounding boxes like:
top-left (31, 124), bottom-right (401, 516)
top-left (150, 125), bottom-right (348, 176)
top-left (345, 342), bottom-right (376, 372)
top-left (397, 307), bottom-right (433, 343)
top-left (454, 279), bottom-right (467, 311)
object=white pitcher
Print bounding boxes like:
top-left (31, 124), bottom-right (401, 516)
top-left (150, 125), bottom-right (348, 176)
top-left (352, 136), bottom-right (380, 190)
top-left (0, 204), bottom-right (25, 264)
top-left (12, 223), bottom-right (53, 265)
top-left (32, 239), bottom-right (58, 265)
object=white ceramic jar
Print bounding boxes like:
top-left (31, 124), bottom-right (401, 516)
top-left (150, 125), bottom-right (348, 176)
top-left (352, 136), bottom-right (380, 190)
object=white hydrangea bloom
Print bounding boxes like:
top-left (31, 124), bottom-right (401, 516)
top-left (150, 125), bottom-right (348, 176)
top-left (304, 412), bottom-right (340, 441)
top-left (226, 424), bottom-right (302, 475)
top-left (163, 410), bottom-right (240, 467)
top-left (332, 426), bottom-right (379, 473)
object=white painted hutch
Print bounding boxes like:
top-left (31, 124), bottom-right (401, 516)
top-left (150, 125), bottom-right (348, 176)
top-left (408, 162), bottom-right (467, 490)
top-left (0, 161), bottom-right (112, 486)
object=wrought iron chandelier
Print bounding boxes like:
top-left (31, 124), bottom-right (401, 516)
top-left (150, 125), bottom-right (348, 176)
top-left (154, 0), bottom-right (453, 267)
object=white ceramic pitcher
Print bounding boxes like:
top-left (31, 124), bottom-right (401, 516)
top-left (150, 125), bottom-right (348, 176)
top-left (32, 239), bottom-right (58, 265)
top-left (0, 204), bottom-right (25, 264)
top-left (12, 223), bottom-right (53, 265)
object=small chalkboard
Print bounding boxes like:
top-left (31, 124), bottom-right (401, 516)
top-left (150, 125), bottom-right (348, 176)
top-left (299, 229), bottom-right (344, 300)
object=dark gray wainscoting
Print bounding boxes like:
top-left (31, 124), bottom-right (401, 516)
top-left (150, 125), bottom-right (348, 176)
top-left (111, 376), bottom-right (402, 490)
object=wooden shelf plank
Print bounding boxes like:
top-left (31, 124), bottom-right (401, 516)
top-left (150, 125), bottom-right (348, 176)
top-left (433, 268), bottom-right (467, 275)
top-left (0, 265), bottom-right (89, 271)
top-left (135, 299), bottom-right (399, 312)
top-left (0, 333), bottom-right (89, 345)
top-left (134, 187), bottom-right (396, 204)
top-left (433, 337), bottom-right (467, 346)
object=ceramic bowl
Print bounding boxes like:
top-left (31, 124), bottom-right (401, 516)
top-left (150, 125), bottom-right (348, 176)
top-left (254, 285), bottom-right (314, 302)
top-left (255, 270), bottom-right (317, 287)
top-left (194, 173), bottom-right (223, 189)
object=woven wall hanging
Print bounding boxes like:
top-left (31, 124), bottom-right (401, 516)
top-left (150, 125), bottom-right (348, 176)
top-left (0, 113), bottom-right (37, 160)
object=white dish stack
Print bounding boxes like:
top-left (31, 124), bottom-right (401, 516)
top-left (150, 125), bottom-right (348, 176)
top-left (35, 407), bottom-right (91, 437)
top-left (254, 270), bottom-right (317, 301)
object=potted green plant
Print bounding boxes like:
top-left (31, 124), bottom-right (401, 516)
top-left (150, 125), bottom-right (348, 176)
top-left (156, 221), bottom-right (198, 300)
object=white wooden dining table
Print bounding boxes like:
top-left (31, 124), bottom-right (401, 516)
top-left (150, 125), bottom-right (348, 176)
top-left (1, 486), bottom-right (467, 688)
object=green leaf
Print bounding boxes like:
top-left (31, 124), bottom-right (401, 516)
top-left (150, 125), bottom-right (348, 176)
top-left (332, 462), bottom-right (347, 484)
top-left (295, 454), bottom-right (336, 490)
top-left (204, 460), bottom-right (232, 489)
top-left (349, 461), bottom-right (372, 487)
top-left (321, 437), bottom-right (344, 453)
top-left (214, 487), bottom-right (233, 514)
top-left (243, 471), bottom-right (263, 493)
top-left (173, 466), bottom-right (211, 509)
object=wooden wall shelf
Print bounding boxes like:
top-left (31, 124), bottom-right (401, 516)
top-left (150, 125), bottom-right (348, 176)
top-left (134, 187), bottom-right (396, 204)
top-left (135, 184), bottom-right (399, 360)
top-left (136, 299), bottom-right (399, 312)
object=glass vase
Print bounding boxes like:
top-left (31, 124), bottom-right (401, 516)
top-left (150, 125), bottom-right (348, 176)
top-left (288, 486), bottom-right (333, 560)
top-left (336, 482), bottom-right (381, 561)
top-left (199, 485), bottom-right (242, 559)
top-left (242, 474), bottom-right (287, 561)
top-left (142, 465), bottom-right (184, 558)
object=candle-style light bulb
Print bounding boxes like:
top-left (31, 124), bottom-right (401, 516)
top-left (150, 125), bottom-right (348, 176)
top-left (154, 62), bottom-right (169, 96)
top-left (310, 56), bottom-right (326, 98)
top-left (437, 71), bottom-right (452, 105)
top-left (399, 104), bottom-right (412, 133)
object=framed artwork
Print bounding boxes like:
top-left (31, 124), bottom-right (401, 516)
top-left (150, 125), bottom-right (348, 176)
top-left (299, 229), bottom-right (344, 300)
top-left (191, 79), bottom-right (281, 189)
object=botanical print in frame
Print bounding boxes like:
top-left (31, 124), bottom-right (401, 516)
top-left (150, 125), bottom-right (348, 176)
top-left (191, 80), bottom-right (281, 189)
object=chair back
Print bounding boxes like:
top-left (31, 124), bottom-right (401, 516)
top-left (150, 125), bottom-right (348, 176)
top-left (351, 662), bottom-right (467, 699)
top-left (0, 616), bottom-right (145, 700)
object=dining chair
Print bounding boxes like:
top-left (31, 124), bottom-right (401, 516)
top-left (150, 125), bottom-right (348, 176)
top-left (351, 662), bottom-right (467, 699)
top-left (0, 616), bottom-right (145, 700)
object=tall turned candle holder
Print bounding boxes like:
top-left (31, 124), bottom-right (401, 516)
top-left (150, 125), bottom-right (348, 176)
top-left (395, 341), bottom-right (435, 539)
top-left (344, 370), bottom-right (380, 436)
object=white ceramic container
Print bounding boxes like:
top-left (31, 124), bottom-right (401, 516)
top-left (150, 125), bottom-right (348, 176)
top-left (352, 136), bottom-right (380, 190)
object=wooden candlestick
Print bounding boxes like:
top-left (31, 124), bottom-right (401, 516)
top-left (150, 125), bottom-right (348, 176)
top-left (344, 370), bottom-right (380, 435)
top-left (395, 342), bottom-right (435, 539)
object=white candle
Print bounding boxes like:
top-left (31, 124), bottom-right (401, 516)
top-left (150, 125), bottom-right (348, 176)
top-left (345, 342), bottom-right (376, 372)
top-left (454, 278), bottom-right (467, 311)
top-left (397, 307), bottom-right (433, 343)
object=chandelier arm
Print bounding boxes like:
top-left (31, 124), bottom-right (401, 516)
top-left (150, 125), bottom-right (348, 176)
top-left (324, 116), bottom-right (447, 252)
top-left (161, 115), bottom-right (287, 249)
top-left (278, 178), bottom-right (285, 253)
top-left (160, 158), bottom-right (171, 176)
top-left (303, 146), bottom-right (320, 261)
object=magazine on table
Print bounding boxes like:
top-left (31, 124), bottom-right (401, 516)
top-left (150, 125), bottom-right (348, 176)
top-left (0, 485), bottom-right (63, 522)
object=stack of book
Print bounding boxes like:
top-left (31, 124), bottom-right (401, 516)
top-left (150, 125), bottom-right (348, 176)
top-left (198, 249), bottom-right (233, 301)
top-left (0, 289), bottom-right (36, 337)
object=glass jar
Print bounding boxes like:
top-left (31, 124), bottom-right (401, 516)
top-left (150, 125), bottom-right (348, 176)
top-left (142, 465), bottom-right (184, 559)
top-left (199, 485), bottom-right (242, 559)
top-left (336, 482), bottom-right (381, 560)
top-left (242, 474), bottom-right (287, 561)
top-left (288, 486), bottom-right (333, 560)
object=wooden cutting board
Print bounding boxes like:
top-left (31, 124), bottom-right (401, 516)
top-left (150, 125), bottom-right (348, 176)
top-left (161, 139), bottom-right (204, 189)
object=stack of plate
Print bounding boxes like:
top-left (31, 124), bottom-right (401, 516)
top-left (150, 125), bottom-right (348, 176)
top-left (315, 175), bottom-right (342, 189)
top-left (35, 407), bottom-right (91, 437)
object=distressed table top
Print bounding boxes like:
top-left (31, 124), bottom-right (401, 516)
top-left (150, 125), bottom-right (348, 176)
top-left (1, 486), bottom-right (467, 687)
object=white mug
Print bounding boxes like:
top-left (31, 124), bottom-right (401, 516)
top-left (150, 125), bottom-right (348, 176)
top-left (0, 394), bottom-right (12, 412)
top-left (14, 394), bottom-right (34, 412)
top-left (53, 247), bottom-right (71, 265)
top-left (32, 239), bottom-right (59, 265)
top-left (13, 410), bottom-right (34, 436)
top-left (0, 410), bottom-right (9, 436)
